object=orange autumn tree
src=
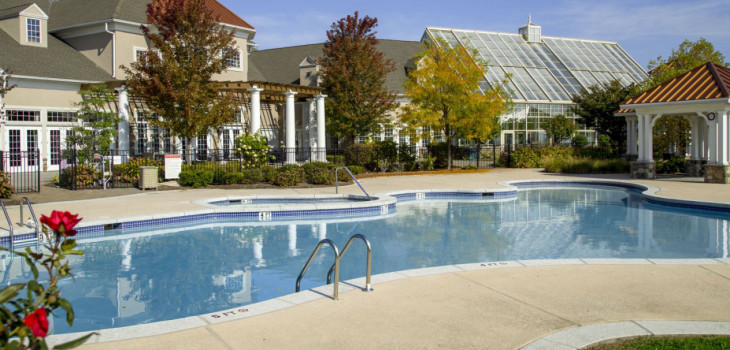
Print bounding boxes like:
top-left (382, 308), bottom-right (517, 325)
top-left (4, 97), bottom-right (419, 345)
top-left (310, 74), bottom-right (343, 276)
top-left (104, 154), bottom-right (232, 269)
top-left (122, 0), bottom-right (237, 155)
top-left (400, 39), bottom-right (511, 169)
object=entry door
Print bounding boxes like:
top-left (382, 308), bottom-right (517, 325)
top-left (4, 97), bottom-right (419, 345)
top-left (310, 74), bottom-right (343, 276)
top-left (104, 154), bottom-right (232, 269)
top-left (5, 127), bottom-right (41, 172)
top-left (47, 128), bottom-right (72, 172)
top-left (503, 132), bottom-right (514, 146)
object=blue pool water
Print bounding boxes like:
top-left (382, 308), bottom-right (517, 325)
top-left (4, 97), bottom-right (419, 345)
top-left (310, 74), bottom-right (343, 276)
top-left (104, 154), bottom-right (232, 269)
top-left (5, 186), bottom-right (730, 334)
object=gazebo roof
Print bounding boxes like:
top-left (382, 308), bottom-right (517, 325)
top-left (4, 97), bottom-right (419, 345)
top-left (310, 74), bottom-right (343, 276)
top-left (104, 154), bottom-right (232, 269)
top-left (623, 62), bottom-right (730, 106)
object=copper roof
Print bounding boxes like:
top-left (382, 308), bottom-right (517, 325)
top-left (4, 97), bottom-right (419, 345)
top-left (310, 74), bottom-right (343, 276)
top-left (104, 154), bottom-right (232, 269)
top-left (204, 0), bottom-right (254, 30)
top-left (623, 62), bottom-right (730, 105)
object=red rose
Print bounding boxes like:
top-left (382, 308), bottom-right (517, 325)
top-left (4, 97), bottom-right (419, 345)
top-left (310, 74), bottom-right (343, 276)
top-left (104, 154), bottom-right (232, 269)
top-left (40, 210), bottom-right (82, 237)
top-left (24, 308), bottom-right (49, 337)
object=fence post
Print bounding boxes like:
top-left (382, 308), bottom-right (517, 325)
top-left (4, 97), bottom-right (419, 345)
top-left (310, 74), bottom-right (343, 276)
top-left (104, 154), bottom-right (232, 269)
top-left (72, 146), bottom-right (77, 191)
top-left (492, 143), bottom-right (496, 167)
top-left (36, 148), bottom-right (40, 192)
top-left (476, 144), bottom-right (481, 168)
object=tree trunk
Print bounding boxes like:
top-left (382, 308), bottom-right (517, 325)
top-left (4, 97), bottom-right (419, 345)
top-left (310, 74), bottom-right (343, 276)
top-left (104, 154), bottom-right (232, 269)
top-left (445, 122), bottom-right (452, 170)
top-left (186, 137), bottom-right (193, 165)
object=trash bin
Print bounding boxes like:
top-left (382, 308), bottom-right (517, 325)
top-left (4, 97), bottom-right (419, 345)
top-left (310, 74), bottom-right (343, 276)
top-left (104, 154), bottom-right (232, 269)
top-left (139, 166), bottom-right (158, 190)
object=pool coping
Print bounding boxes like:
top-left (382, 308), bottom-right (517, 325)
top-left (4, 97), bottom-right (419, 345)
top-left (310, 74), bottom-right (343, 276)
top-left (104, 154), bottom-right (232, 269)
top-left (39, 178), bottom-right (730, 345)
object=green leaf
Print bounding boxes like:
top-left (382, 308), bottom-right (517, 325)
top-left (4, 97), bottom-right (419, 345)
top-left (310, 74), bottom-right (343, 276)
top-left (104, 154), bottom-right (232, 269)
top-left (58, 298), bottom-right (74, 325)
top-left (61, 239), bottom-right (77, 252)
top-left (53, 332), bottom-right (98, 349)
top-left (0, 283), bottom-right (25, 304)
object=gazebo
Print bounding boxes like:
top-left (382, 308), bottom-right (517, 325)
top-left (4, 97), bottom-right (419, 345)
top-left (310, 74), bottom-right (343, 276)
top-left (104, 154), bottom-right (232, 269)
top-left (618, 62), bottom-right (730, 183)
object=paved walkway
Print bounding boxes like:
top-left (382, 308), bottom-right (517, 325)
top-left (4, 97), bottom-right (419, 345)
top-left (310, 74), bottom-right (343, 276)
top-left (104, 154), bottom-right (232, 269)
top-left (17, 169), bottom-right (730, 349)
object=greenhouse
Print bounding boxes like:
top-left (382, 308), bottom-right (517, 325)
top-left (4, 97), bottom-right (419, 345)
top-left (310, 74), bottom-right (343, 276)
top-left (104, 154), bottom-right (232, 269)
top-left (425, 19), bottom-right (648, 145)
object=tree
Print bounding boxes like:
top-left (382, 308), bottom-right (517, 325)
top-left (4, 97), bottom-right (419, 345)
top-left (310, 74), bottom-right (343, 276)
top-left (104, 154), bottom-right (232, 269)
top-left (400, 39), bottom-right (510, 169)
top-left (318, 12), bottom-right (396, 145)
top-left (121, 0), bottom-right (237, 157)
top-left (0, 67), bottom-right (14, 120)
top-left (541, 114), bottom-right (577, 144)
top-left (66, 84), bottom-right (121, 163)
top-left (571, 80), bottom-right (639, 154)
top-left (646, 38), bottom-right (728, 90)
top-left (645, 38), bottom-right (727, 156)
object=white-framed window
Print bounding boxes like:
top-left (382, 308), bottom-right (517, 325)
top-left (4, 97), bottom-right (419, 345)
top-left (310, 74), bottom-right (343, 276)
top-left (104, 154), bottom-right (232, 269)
top-left (26, 18), bottom-right (40, 43)
top-left (134, 47), bottom-right (160, 62)
top-left (7, 110), bottom-right (40, 122)
top-left (224, 48), bottom-right (241, 70)
top-left (47, 111), bottom-right (77, 123)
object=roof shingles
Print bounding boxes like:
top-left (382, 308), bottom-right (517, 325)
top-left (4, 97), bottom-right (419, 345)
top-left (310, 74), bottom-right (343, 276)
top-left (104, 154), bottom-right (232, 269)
top-left (624, 62), bottom-right (730, 105)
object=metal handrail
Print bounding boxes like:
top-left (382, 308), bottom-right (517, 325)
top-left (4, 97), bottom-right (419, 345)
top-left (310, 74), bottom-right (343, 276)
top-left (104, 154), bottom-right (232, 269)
top-left (335, 166), bottom-right (371, 200)
top-left (295, 239), bottom-right (341, 300)
top-left (327, 234), bottom-right (372, 291)
top-left (21, 197), bottom-right (40, 242)
top-left (0, 200), bottom-right (13, 249)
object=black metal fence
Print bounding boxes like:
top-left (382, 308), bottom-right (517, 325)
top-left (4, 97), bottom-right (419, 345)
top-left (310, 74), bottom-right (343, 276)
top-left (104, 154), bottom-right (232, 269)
top-left (0, 150), bottom-right (41, 193)
top-left (58, 144), bottom-right (516, 190)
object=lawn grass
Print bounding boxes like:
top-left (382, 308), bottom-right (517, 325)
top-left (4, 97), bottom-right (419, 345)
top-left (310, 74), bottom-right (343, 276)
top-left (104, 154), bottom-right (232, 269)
top-left (584, 335), bottom-right (730, 349)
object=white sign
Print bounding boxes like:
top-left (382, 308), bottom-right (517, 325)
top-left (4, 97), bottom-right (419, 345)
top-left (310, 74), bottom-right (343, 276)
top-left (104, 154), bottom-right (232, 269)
top-left (164, 154), bottom-right (182, 179)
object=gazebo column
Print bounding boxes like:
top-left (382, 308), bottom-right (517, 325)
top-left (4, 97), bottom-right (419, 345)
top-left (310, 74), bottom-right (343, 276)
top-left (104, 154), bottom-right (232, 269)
top-left (315, 94), bottom-right (327, 162)
top-left (248, 86), bottom-right (263, 134)
top-left (705, 111), bottom-right (730, 184)
top-left (625, 116), bottom-right (637, 160)
top-left (116, 85), bottom-right (130, 156)
top-left (284, 90), bottom-right (298, 164)
top-left (306, 98), bottom-right (317, 160)
top-left (687, 116), bottom-right (704, 176)
top-left (630, 114), bottom-right (655, 179)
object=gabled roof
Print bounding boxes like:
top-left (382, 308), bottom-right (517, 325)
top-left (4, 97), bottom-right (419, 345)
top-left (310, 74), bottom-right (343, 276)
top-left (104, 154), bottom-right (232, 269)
top-left (0, 29), bottom-right (110, 82)
top-left (0, 0), bottom-right (254, 31)
top-left (248, 40), bottom-right (423, 94)
top-left (623, 62), bottom-right (730, 105)
top-left (0, 3), bottom-right (33, 19)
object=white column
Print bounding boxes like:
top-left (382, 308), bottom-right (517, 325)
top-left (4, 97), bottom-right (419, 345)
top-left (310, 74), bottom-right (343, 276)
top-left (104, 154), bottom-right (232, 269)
top-left (253, 236), bottom-right (265, 267)
top-left (643, 115), bottom-right (654, 162)
top-left (637, 115), bottom-right (646, 161)
top-left (315, 94), bottom-right (327, 162)
top-left (625, 118), bottom-right (632, 157)
top-left (247, 86), bottom-right (263, 134)
top-left (690, 117), bottom-right (700, 160)
top-left (708, 119), bottom-right (718, 164)
top-left (306, 98), bottom-right (317, 160)
top-left (718, 111), bottom-right (728, 165)
top-left (284, 90), bottom-right (297, 164)
top-left (116, 85), bottom-right (130, 153)
top-left (318, 222), bottom-right (327, 241)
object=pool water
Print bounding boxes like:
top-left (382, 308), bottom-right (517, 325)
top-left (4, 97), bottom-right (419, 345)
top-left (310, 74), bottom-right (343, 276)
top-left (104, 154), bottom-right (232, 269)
top-left (6, 186), bottom-right (730, 334)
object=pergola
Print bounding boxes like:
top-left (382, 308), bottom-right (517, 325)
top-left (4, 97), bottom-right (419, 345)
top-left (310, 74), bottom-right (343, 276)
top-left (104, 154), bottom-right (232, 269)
top-left (617, 62), bottom-right (730, 183)
top-left (88, 80), bottom-right (328, 163)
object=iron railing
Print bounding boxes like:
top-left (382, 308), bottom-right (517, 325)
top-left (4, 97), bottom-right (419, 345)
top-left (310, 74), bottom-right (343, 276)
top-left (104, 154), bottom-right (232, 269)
top-left (0, 149), bottom-right (41, 193)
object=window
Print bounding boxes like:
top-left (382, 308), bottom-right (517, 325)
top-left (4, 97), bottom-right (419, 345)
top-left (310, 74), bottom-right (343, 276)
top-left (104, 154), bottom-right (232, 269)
top-left (136, 124), bottom-right (147, 154)
top-left (48, 111), bottom-right (77, 123)
top-left (9, 130), bottom-right (20, 167)
top-left (27, 130), bottom-right (38, 166)
top-left (27, 18), bottom-right (40, 43)
top-left (135, 49), bottom-right (147, 62)
top-left (224, 48), bottom-right (241, 69)
top-left (197, 135), bottom-right (208, 160)
top-left (151, 126), bottom-right (160, 154)
top-left (50, 130), bottom-right (61, 165)
top-left (7, 110), bottom-right (40, 122)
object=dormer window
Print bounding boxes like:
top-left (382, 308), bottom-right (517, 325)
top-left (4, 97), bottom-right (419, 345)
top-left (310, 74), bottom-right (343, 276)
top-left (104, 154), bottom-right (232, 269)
top-left (26, 18), bottom-right (40, 43)
top-left (518, 15), bottom-right (542, 43)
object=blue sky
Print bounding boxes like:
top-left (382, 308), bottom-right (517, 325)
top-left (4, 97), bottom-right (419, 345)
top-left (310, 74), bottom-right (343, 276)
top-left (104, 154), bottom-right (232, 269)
top-left (219, 0), bottom-right (729, 69)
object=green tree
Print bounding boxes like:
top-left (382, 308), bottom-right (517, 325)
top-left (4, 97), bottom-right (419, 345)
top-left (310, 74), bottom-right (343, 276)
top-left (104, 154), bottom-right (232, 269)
top-left (645, 38), bottom-right (727, 156)
top-left (0, 67), bottom-right (13, 119)
top-left (646, 38), bottom-right (728, 90)
top-left (542, 114), bottom-right (577, 144)
top-left (400, 39), bottom-right (510, 169)
top-left (66, 84), bottom-right (121, 163)
top-left (318, 12), bottom-right (397, 145)
top-left (121, 0), bottom-right (237, 157)
top-left (571, 80), bottom-right (639, 155)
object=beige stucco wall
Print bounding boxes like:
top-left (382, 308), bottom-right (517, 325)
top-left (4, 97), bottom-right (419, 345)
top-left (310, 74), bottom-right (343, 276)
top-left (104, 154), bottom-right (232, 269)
top-left (115, 31), bottom-right (156, 79)
top-left (19, 14), bottom-right (47, 48)
top-left (212, 36), bottom-right (248, 82)
top-left (4, 84), bottom-right (81, 109)
top-left (64, 32), bottom-right (114, 76)
top-left (0, 17), bottom-right (19, 42)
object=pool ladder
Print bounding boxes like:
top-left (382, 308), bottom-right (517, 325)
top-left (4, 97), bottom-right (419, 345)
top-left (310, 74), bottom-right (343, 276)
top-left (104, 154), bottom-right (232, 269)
top-left (0, 197), bottom-right (40, 249)
top-left (295, 234), bottom-right (372, 300)
top-left (334, 166), bottom-right (371, 200)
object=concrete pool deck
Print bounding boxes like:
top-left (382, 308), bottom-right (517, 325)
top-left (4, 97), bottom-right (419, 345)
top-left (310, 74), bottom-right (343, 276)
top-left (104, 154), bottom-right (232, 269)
top-left (10, 168), bottom-right (730, 349)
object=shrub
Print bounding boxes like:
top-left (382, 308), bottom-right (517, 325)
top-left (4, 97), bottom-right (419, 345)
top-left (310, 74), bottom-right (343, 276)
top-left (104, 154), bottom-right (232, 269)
top-left (656, 157), bottom-right (687, 174)
top-left (397, 144), bottom-right (418, 171)
top-left (60, 164), bottom-right (98, 188)
top-left (261, 165), bottom-right (277, 183)
top-left (543, 157), bottom-right (629, 174)
top-left (302, 162), bottom-right (333, 178)
top-left (234, 133), bottom-right (272, 169)
top-left (273, 164), bottom-right (306, 187)
top-left (344, 144), bottom-right (376, 169)
top-left (598, 134), bottom-right (612, 150)
top-left (374, 140), bottom-right (398, 172)
top-left (223, 172), bottom-right (245, 184)
top-left (0, 172), bottom-right (13, 198)
top-left (309, 167), bottom-right (335, 185)
top-left (335, 168), bottom-right (354, 183)
top-left (242, 168), bottom-right (265, 184)
top-left (178, 170), bottom-right (214, 188)
top-left (212, 169), bottom-right (227, 185)
top-left (571, 135), bottom-right (588, 148)
top-left (346, 165), bottom-right (364, 175)
top-left (510, 147), bottom-right (541, 168)
top-left (115, 158), bottom-right (163, 183)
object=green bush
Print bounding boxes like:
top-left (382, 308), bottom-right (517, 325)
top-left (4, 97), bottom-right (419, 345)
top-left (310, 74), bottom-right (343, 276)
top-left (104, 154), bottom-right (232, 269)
top-left (346, 165), bottom-right (364, 175)
top-left (510, 147), bottom-right (541, 168)
top-left (60, 164), bottom-right (98, 188)
top-left (574, 146), bottom-right (614, 160)
top-left (335, 168), bottom-right (354, 183)
top-left (261, 165), bottom-right (277, 183)
top-left (212, 169), bottom-right (227, 184)
top-left (273, 165), bottom-right (306, 187)
top-left (571, 135), bottom-right (588, 148)
top-left (234, 132), bottom-right (272, 169)
top-left (598, 134), bottom-right (612, 150)
top-left (309, 167), bottom-right (335, 185)
top-left (656, 157), bottom-right (687, 174)
top-left (543, 157), bottom-right (629, 174)
top-left (344, 144), bottom-right (376, 169)
top-left (242, 168), bottom-right (265, 184)
top-left (223, 172), bottom-right (245, 184)
top-left (397, 144), bottom-right (418, 171)
top-left (0, 172), bottom-right (13, 198)
top-left (115, 158), bottom-right (163, 183)
top-left (178, 170), bottom-right (214, 188)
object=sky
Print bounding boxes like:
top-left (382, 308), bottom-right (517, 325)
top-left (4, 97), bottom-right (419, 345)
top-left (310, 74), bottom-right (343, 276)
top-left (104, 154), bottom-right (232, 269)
top-left (219, 0), bottom-right (729, 69)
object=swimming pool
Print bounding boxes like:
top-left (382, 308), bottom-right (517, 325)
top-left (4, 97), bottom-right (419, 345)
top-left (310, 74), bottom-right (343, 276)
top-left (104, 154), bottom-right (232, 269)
top-left (5, 183), bottom-right (730, 335)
